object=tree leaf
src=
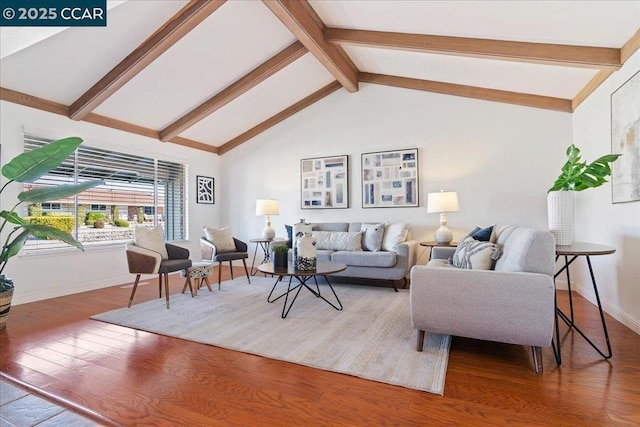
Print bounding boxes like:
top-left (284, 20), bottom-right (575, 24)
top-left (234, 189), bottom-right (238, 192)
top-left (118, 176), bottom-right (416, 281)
top-left (18, 180), bottom-right (105, 203)
top-left (22, 224), bottom-right (84, 251)
top-left (1, 137), bottom-right (82, 183)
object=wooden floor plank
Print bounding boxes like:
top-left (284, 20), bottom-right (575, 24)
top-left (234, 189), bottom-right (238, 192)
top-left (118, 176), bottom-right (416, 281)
top-left (1, 266), bottom-right (639, 425)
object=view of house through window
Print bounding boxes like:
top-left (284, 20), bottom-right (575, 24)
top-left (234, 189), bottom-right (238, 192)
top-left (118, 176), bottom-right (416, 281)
top-left (22, 134), bottom-right (187, 253)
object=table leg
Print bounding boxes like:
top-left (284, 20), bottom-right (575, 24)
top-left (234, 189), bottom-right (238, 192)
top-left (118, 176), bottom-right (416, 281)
top-left (251, 242), bottom-right (272, 276)
top-left (554, 254), bottom-right (612, 360)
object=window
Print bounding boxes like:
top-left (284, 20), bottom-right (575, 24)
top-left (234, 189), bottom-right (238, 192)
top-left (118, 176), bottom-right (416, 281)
top-left (22, 134), bottom-right (188, 253)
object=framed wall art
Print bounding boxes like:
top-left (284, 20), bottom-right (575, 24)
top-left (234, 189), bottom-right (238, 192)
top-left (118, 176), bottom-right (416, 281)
top-left (301, 155), bottom-right (349, 209)
top-left (196, 175), bottom-right (215, 204)
top-left (362, 148), bottom-right (419, 208)
top-left (611, 69), bottom-right (640, 204)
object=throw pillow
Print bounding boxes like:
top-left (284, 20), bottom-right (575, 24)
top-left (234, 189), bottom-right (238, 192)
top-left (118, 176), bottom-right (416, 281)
top-left (360, 223), bottom-right (385, 252)
top-left (203, 226), bottom-right (236, 253)
top-left (469, 224), bottom-right (494, 242)
top-left (381, 222), bottom-right (409, 252)
top-left (312, 231), bottom-right (363, 251)
top-left (451, 235), bottom-right (502, 270)
top-left (134, 226), bottom-right (169, 260)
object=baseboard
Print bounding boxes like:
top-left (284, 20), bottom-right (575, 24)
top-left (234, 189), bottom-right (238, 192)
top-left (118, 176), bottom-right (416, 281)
top-left (558, 279), bottom-right (640, 335)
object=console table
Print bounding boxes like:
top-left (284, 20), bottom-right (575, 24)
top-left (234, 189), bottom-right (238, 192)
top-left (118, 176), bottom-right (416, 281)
top-left (553, 242), bottom-right (615, 365)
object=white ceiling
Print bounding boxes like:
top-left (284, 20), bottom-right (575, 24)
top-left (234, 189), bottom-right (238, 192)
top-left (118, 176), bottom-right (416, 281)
top-left (1, 0), bottom-right (639, 153)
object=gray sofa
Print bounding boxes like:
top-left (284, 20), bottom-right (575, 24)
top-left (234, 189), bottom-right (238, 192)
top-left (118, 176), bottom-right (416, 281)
top-left (410, 225), bottom-right (556, 373)
top-left (294, 222), bottom-right (418, 291)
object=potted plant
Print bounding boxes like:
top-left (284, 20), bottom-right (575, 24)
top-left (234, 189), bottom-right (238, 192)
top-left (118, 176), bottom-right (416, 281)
top-left (271, 244), bottom-right (289, 270)
top-left (0, 137), bottom-right (104, 328)
top-left (547, 144), bottom-right (621, 245)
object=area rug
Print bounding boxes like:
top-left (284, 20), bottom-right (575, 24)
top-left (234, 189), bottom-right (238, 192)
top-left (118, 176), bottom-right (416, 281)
top-left (91, 276), bottom-right (451, 395)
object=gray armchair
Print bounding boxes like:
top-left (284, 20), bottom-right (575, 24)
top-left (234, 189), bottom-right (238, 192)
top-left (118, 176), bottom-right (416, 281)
top-left (410, 225), bottom-right (556, 373)
top-left (126, 242), bottom-right (193, 309)
top-left (200, 236), bottom-right (251, 288)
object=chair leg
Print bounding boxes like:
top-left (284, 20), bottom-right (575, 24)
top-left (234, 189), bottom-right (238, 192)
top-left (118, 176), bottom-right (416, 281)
top-left (128, 274), bottom-right (141, 308)
top-left (417, 330), bottom-right (425, 352)
top-left (532, 346), bottom-right (544, 374)
top-left (242, 259), bottom-right (251, 284)
top-left (164, 273), bottom-right (170, 309)
top-left (184, 269), bottom-right (194, 298)
top-left (203, 277), bottom-right (212, 292)
top-left (158, 274), bottom-right (163, 298)
top-left (218, 262), bottom-right (222, 290)
top-left (229, 261), bottom-right (234, 280)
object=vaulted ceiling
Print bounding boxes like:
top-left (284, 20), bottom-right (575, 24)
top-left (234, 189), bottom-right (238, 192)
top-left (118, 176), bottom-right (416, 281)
top-left (1, 0), bottom-right (639, 155)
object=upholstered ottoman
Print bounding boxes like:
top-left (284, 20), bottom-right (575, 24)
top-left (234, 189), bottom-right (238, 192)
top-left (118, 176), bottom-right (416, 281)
top-left (181, 261), bottom-right (214, 295)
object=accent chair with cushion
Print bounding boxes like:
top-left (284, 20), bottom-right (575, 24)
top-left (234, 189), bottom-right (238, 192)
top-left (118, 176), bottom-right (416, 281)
top-left (410, 225), bottom-right (556, 373)
top-left (126, 226), bottom-right (193, 309)
top-left (200, 226), bottom-right (251, 288)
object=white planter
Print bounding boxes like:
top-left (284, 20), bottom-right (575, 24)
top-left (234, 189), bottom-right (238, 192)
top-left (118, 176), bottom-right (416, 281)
top-left (547, 190), bottom-right (574, 245)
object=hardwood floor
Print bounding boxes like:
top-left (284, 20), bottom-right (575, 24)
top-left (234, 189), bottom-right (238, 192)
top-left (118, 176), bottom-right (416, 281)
top-left (1, 267), bottom-right (639, 426)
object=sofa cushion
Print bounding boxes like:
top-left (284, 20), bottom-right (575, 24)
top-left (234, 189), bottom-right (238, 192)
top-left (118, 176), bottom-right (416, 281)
top-left (316, 249), bottom-right (333, 262)
top-left (312, 231), bottom-right (363, 251)
top-left (382, 222), bottom-right (408, 252)
top-left (203, 226), bottom-right (236, 253)
top-left (451, 235), bottom-right (502, 270)
top-left (331, 250), bottom-right (396, 268)
top-left (360, 223), bottom-right (385, 252)
top-left (134, 226), bottom-right (168, 260)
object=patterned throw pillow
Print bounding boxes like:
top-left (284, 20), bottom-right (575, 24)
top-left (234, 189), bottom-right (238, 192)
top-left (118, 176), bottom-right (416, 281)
top-left (312, 231), bottom-right (363, 251)
top-left (451, 235), bottom-right (502, 270)
top-left (204, 226), bottom-right (237, 253)
top-left (360, 223), bottom-right (385, 252)
top-left (134, 226), bottom-right (169, 260)
top-left (381, 222), bottom-right (409, 252)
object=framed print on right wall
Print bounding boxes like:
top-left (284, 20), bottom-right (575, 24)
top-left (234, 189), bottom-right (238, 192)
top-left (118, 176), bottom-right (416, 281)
top-left (611, 69), bottom-right (640, 204)
top-left (362, 148), bottom-right (419, 208)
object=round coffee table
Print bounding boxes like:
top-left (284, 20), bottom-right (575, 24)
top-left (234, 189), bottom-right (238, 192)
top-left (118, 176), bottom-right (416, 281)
top-left (257, 261), bottom-right (347, 318)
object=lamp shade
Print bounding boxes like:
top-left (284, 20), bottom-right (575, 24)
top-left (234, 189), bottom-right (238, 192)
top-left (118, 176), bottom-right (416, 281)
top-left (256, 199), bottom-right (279, 216)
top-left (427, 191), bottom-right (459, 213)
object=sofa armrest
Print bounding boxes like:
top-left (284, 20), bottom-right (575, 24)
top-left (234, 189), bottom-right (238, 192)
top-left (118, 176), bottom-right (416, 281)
top-left (396, 240), bottom-right (418, 274)
top-left (410, 265), bottom-right (555, 347)
top-left (431, 246), bottom-right (456, 260)
top-left (200, 237), bottom-right (217, 261)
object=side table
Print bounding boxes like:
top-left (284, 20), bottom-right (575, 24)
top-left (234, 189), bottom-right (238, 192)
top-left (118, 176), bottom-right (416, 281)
top-left (553, 242), bottom-right (615, 365)
top-left (250, 238), bottom-right (273, 276)
top-left (419, 241), bottom-right (458, 261)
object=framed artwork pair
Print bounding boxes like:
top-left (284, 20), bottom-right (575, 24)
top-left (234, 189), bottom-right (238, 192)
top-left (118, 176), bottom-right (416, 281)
top-left (300, 148), bottom-right (419, 209)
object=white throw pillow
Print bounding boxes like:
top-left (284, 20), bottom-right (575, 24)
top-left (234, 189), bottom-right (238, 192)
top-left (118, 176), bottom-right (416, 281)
top-left (134, 226), bottom-right (169, 260)
top-left (360, 223), bottom-right (385, 252)
top-left (204, 226), bottom-right (237, 253)
top-left (451, 235), bottom-right (502, 270)
top-left (312, 231), bottom-right (363, 251)
top-left (381, 222), bottom-right (408, 252)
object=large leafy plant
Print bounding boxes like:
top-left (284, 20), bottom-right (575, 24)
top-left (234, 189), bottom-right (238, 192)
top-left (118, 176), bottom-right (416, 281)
top-left (549, 144), bottom-right (621, 192)
top-left (0, 137), bottom-right (104, 291)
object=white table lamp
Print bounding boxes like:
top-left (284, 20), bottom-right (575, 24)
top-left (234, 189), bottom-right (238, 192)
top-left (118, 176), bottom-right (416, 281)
top-left (427, 191), bottom-right (459, 244)
top-left (256, 199), bottom-right (279, 240)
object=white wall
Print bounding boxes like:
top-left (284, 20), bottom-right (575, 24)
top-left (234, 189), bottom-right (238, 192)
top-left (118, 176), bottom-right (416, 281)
top-left (221, 84), bottom-right (573, 266)
top-left (1, 101), bottom-right (222, 304)
top-left (571, 50), bottom-right (640, 333)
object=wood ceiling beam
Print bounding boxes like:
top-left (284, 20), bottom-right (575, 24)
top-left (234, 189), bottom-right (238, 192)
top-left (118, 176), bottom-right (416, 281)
top-left (218, 81), bottom-right (342, 154)
top-left (68, 0), bottom-right (226, 121)
top-left (262, 0), bottom-right (359, 92)
top-left (1, 87), bottom-right (218, 154)
top-left (571, 70), bottom-right (614, 112)
top-left (326, 28), bottom-right (622, 70)
top-left (620, 28), bottom-right (640, 64)
top-left (160, 41), bottom-right (307, 142)
top-left (359, 73), bottom-right (572, 112)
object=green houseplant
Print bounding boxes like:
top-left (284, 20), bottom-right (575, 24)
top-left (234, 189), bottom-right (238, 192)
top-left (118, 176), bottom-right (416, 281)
top-left (271, 244), bottom-right (289, 270)
top-left (547, 144), bottom-right (621, 245)
top-left (548, 144), bottom-right (621, 192)
top-left (0, 137), bottom-right (103, 327)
